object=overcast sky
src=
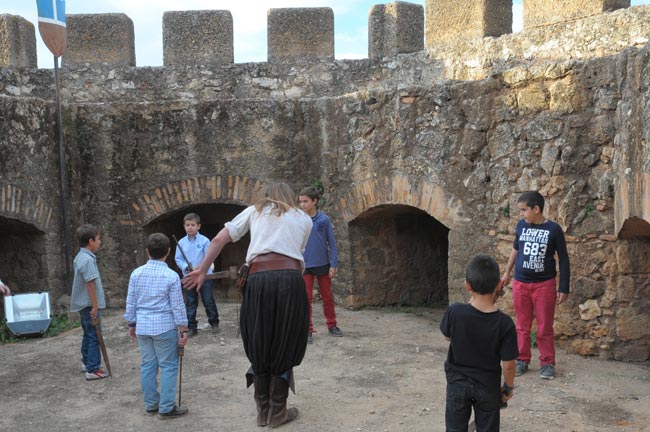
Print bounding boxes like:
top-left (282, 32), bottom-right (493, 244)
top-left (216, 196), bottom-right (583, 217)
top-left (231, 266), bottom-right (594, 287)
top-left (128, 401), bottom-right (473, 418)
top-left (3, 0), bottom-right (650, 68)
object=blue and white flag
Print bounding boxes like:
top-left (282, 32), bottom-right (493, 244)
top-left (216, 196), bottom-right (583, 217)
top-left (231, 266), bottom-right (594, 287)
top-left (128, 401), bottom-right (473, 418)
top-left (36, 0), bottom-right (66, 57)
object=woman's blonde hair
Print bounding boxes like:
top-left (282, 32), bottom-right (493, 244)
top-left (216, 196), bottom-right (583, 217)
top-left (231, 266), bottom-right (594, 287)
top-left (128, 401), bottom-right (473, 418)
top-left (255, 182), bottom-right (299, 215)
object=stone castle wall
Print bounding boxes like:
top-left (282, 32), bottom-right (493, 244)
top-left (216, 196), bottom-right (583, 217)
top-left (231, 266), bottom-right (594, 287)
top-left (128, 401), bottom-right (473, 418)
top-left (1, 2), bottom-right (649, 361)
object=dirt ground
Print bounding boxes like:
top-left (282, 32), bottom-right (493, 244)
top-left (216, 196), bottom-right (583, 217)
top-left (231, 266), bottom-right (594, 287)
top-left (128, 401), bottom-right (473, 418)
top-left (1, 302), bottom-right (649, 432)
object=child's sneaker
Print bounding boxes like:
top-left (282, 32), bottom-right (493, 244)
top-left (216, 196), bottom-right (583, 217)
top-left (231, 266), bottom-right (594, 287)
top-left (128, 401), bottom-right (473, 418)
top-left (515, 360), bottom-right (528, 376)
top-left (85, 369), bottom-right (109, 381)
top-left (539, 364), bottom-right (555, 380)
top-left (81, 361), bottom-right (87, 373)
top-left (328, 326), bottom-right (343, 337)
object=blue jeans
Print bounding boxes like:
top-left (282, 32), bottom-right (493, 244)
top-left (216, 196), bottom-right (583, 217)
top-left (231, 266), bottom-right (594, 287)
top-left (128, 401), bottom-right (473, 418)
top-left (137, 329), bottom-right (179, 413)
top-left (446, 380), bottom-right (500, 432)
top-left (186, 279), bottom-right (219, 330)
top-left (79, 307), bottom-right (101, 373)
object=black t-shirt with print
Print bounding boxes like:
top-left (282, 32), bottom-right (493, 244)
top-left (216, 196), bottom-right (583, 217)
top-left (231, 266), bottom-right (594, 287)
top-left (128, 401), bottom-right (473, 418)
top-left (440, 303), bottom-right (518, 393)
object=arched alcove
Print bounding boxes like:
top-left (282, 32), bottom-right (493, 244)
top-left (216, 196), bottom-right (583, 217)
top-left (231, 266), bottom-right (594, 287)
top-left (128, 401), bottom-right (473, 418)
top-left (0, 216), bottom-right (47, 294)
top-left (143, 203), bottom-right (249, 301)
top-left (348, 204), bottom-right (449, 306)
top-left (618, 216), bottom-right (650, 239)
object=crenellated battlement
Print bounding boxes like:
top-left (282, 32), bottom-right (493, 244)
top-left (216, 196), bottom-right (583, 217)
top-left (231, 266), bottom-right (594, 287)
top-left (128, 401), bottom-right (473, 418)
top-left (0, 1), bottom-right (638, 70)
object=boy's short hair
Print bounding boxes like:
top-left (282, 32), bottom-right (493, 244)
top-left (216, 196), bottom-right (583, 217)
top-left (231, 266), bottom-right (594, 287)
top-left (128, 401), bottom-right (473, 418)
top-left (76, 224), bottom-right (99, 247)
top-left (299, 186), bottom-right (320, 201)
top-left (465, 254), bottom-right (501, 295)
top-left (518, 191), bottom-right (545, 212)
top-left (183, 213), bottom-right (200, 224)
top-left (147, 233), bottom-right (170, 259)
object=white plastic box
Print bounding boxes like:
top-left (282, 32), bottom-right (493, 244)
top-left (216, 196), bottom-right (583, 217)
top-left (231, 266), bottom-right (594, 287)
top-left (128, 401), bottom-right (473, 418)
top-left (3, 292), bottom-right (52, 336)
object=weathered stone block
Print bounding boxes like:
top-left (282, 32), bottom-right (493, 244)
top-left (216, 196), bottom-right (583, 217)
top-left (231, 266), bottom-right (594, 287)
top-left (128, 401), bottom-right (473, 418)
top-left (0, 14), bottom-right (36, 68)
top-left (64, 14), bottom-right (135, 67)
top-left (616, 238), bottom-right (650, 274)
top-left (579, 299), bottom-right (602, 320)
top-left (573, 277), bottom-right (606, 301)
top-left (617, 275), bottom-right (635, 302)
top-left (163, 10), bottom-right (233, 66)
top-left (267, 8), bottom-right (334, 63)
top-left (613, 341), bottom-right (650, 361)
top-left (369, 1), bottom-right (424, 60)
top-left (571, 338), bottom-right (598, 356)
top-left (548, 75), bottom-right (586, 113)
top-left (524, 0), bottom-right (630, 29)
top-left (588, 324), bottom-right (609, 338)
top-left (516, 84), bottom-right (549, 114)
top-left (425, 0), bottom-right (512, 47)
top-left (616, 306), bottom-right (650, 341)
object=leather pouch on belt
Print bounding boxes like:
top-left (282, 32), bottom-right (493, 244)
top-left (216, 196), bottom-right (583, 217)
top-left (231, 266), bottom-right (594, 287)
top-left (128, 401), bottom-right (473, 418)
top-left (235, 264), bottom-right (250, 295)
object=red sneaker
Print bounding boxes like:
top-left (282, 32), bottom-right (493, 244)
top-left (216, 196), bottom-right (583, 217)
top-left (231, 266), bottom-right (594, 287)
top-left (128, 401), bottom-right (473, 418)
top-left (85, 369), bottom-right (109, 381)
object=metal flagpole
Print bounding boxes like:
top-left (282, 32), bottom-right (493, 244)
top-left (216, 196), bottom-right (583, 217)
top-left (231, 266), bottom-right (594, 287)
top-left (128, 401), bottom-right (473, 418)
top-left (53, 54), bottom-right (73, 287)
top-left (37, 0), bottom-right (71, 288)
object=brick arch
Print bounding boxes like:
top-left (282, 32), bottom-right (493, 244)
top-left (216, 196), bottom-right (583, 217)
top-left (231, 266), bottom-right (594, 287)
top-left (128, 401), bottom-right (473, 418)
top-left (333, 175), bottom-right (467, 228)
top-left (127, 175), bottom-right (269, 225)
top-left (0, 183), bottom-right (53, 231)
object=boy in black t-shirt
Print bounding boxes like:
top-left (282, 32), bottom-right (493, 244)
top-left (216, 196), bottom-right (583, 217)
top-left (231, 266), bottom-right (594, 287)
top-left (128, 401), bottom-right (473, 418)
top-left (440, 255), bottom-right (518, 432)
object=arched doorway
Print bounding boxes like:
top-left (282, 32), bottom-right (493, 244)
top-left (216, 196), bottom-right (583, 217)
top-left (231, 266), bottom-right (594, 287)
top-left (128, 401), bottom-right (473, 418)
top-left (143, 203), bottom-right (249, 301)
top-left (348, 204), bottom-right (449, 306)
top-left (0, 216), bottom-right (47, 294)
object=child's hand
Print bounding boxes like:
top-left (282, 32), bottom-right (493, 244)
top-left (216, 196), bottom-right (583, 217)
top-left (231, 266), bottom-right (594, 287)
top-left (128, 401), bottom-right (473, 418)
top-left (0, 282), bottom-right (10, 296)
top-left (178, 331), bottom-right (188, 348)
top-left (127, 326), bottom-right (136, 342)
top-left (91, 306), bottom-right (98, 319)
top-left (500, 383), bottom-right (513, 405)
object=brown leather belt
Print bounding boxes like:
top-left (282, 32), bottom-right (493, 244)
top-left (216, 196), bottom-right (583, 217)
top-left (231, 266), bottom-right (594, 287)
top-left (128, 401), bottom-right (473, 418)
top-left (249, 252), bottom-right (301, 275)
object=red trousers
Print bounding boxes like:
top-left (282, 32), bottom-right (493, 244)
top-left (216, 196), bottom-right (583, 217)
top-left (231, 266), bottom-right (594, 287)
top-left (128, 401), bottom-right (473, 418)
top-left (303, 274), bottom-right (337, 333)
top-left (513, 278), bottom-right (557, 366)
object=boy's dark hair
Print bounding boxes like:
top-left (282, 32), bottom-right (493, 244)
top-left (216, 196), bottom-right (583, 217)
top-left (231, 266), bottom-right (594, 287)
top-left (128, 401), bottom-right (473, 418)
top-left (465, 254), bottom-right (501, 295)
top-left (184, 213), bottom-right (200, 224)
top-left (518, 191), bottom-right (545, 213)
top-left (76, 224), bottom-right (99, 247)
top-left (147, 233), bottom-right (170, 259)
top-left (299, 186), bottom-right (320, 201)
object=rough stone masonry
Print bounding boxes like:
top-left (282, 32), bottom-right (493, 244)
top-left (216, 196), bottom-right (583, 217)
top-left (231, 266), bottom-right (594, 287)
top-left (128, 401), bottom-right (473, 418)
top-left (0, 0), bottom-right (648, 361)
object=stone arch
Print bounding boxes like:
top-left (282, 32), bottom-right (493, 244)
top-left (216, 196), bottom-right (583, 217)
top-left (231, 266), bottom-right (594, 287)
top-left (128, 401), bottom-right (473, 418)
top-left (0, 184), bottom-right (51, 295)
top-left (127, 175), bottom-right (268, 301)
top-left (333, 175), bottom-right (467, 228)
top-left (336, 175), bottom-right (467, 307)
top-left (143, 202), bottom-right (249, 302)
top-left (126, 175), bottom-right (269, 225)
top-left (618, 217), bottom-right (650, 239)
top-left (348, 204), bottom-right (450, 306)
top-left (0, 221), bottom-right (48, 296)
top-left (0, 183), bottom-right (55, 231)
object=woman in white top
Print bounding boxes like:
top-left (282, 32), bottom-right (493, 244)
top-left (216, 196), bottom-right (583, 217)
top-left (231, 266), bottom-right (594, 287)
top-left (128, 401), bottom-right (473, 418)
top-left (184, 182), bottom-right (313, 428)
